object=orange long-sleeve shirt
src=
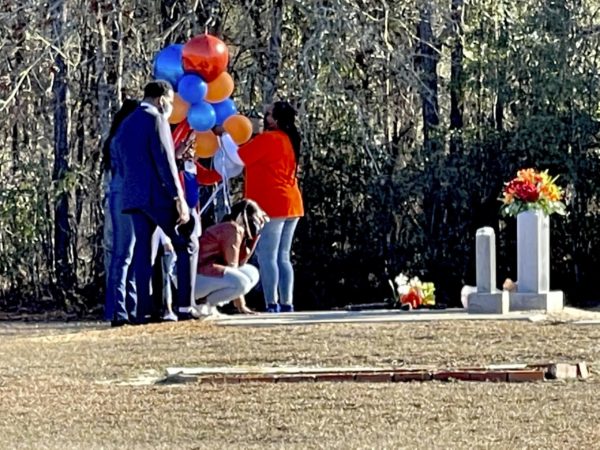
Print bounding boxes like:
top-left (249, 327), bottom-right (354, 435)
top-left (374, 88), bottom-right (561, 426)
top-left (238, 130), bottom-right (304, 218)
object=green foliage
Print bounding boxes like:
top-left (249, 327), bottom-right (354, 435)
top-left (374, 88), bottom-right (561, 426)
top-left (500, 198), bottom-right (567, 218)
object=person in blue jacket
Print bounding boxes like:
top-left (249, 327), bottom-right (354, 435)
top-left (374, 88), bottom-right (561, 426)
top-left (114, 80), bottom-right (197, 324)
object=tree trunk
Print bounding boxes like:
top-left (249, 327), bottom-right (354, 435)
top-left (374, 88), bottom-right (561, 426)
top-left (416, 2), bottom-right (440, 143)
top-left (450, 0), bottom-right (464, 131)
top-left (195, 0), bottom-right (223, 36)
top-left (51, 0), bottom-right (74, 301)
top-left (247, 0), bottom-right (267, 106)
top-left (263, 0), bottom-right (284, 104)
top-left (494, 24), bottom-right (508, 132)
top-left (96, 5), bottom-right (111, 149)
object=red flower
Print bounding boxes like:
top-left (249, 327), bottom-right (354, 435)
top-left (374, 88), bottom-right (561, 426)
top-left (400, 289), bottom-right (422, 309)
top-left (505, 179), bottom-right (539, 202)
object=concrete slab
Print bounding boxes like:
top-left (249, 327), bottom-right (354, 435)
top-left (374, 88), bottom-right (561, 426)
top-left (213, 309), bottom-right (546, 327)
top-left (572, 320), bottom-right (600, 325)
top-left (509, 291), bottom-right (564, 312)
top-left (468, 291), bottom-right (509, 314)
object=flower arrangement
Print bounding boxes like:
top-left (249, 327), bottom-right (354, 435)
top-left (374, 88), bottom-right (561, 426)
top-left (500, 168), bottom-right (566, 217)
top-left (394, 274), bottom-right (436, 309)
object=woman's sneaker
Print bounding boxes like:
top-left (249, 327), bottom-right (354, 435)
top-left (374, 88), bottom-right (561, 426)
top-left (162, 311), bottom-right (178, 322)
top-left (279, 304), bottom-right (294, 313)
top-left (266, 303), bottom-right (280, 313)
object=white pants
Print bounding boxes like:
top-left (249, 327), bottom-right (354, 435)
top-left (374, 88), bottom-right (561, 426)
top-left (194, 264), bottom-right (259, 306)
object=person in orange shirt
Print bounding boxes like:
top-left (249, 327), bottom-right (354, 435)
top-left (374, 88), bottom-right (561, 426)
top-left (222, 101), bottom-right (304, 312)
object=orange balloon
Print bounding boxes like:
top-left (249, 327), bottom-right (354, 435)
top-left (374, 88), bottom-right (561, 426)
top-left (223, 115), bottom-right (253, 145)
top-left (205, 72), bottom-right (234, 103)
top-left (194, 131), bottom-right (219, 158)
top-left (169, 94), bottom-right (190, 124)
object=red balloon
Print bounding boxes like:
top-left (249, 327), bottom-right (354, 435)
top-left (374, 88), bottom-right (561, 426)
top-left (182, 34), bottom-right (229, 83)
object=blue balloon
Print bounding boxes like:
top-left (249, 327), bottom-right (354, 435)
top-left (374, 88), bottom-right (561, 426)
top-left (212, 98), bottom-right (237, 125)
top-left (187, 102), bottom-right (216, 132)
top-left (153, 44), bottom-right (184, 89)
top-left (177, 74), bottom-right (208, 105)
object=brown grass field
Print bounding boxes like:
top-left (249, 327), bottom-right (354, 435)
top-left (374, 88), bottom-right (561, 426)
top-left (0, 310), bottom-right (599, 449)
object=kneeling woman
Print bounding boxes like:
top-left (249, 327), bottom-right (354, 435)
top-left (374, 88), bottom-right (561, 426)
top-left (194, 199), bottom-right (268, 314)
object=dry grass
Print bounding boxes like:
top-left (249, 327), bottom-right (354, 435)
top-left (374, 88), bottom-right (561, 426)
top-left (0, 316), bottom-right (599, 449)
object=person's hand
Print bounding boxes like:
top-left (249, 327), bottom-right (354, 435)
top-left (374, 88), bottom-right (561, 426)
top-left (212, 125), bottom-right (225, 136)
top-left (250, 118), bottom-right (263, 135)
top-left (233, 297), bottom-right (256, 315)
top-left (163, 242), bottom-right (174, 253)
top-left (175, 197), bottom-right (190, 224)
top-left (175, 133), bottom-right (195, 159)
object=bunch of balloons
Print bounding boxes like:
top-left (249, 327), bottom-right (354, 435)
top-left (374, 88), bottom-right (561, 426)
top-left (153, 34), bottom-right (253, 158)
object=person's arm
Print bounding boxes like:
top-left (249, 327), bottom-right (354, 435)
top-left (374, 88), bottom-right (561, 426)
top-left (222, 226), bottom-right (244, 268)
top-left (239, 236), bottom-right (259, 266)
top-left (157, 227), bottom-right (174, 252)
top-left (148, 120), bottom-right (183, 200)
top-left (148, 119), bottom-right (189, 223)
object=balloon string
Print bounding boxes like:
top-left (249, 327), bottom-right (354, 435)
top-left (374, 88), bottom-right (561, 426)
top-left (219, 141), bottom-right (232, 215)
top-left (200, 184), bottom-right (223, 215)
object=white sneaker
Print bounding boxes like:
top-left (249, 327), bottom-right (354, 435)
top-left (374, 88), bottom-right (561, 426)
top-left (163, 311), bottom-right (178, 322)
top-left (191, 303), bottom-right (212, 319)
top-left (191, 304), bottom-right (225, 320)
top-left (206, 306), bottom-right (225, 320)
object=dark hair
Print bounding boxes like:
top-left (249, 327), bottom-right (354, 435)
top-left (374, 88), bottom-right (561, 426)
top-left (272, 101), bottom-right (301, 166)
top-left (143, 80), bottom-right (173, 99)
top-left (222, 199), bottom-right (267, 239)
top-left (102, 99), bottom-right (140, 173)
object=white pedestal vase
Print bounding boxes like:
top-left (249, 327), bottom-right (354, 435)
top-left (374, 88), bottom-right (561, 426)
top-left (509, 210), bottom-right (563, 311)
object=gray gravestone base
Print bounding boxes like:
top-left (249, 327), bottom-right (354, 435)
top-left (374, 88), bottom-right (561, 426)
top-left (468, 291), bottom-right (509, 314)
top-left (509, 291), bottom-right (564, 312)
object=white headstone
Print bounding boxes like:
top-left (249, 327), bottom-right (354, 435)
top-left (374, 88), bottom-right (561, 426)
top-left (468, 227), bottom-right (508, 314)
top-left (511, 210), bottom-right (563, 312)
top-left (517, 210), bottom-right (550, 293)
top-left (476, 227), bottom-right (496, 294)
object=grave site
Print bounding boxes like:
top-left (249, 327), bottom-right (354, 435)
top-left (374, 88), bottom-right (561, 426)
top-left (3, 201), bottom-right (600, 448)
top-left (4, 2), bottom-right (600, 449)
top-left (1, 172), bottom-right (600, 445)
top-left (1, 306), bottom-right (600, 449)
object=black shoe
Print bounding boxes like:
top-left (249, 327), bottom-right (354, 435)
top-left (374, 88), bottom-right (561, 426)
top-left (110, 319), bottom-right (131, 327)
top-left (176, 312), bottom-right (195, 321)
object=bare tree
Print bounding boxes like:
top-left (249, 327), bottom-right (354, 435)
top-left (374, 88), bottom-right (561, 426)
top-left (51, 0), bottom-right (74, 300)
top-left (449, 0), bottom-right (463, 132)
top-left (263, 0), bottom-right (283, 104)
top-left (416, 1), bottom-right (440, 143)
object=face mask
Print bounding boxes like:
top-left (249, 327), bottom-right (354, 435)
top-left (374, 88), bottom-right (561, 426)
top-left (161, 100), bottom-right (173, 120)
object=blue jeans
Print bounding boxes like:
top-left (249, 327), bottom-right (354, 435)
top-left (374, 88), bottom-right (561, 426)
top-left (161, 250), bottom-right (176, 314)
top-left (106, 190), bottom-right (137, 322)
top-left (102, 175), bottom-right (113, 319)
top-left (255, 218), bottom-right (299, 306)
top-left (131, 207), bottom-right (199, 321)
top-left (195, 265), bottom-right (260, 306)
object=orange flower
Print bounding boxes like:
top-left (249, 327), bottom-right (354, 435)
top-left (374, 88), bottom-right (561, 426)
top-left (500, 168), bottom-right (566, 217)
top-left (503, 192), bottom-right (514, 204)
top-left (517, 168), bottom-right (542, 185)
top-left (540, 183), bottom-right (562, 202)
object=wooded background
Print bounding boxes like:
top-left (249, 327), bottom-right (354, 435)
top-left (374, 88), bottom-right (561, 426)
top-left (2, 0), bottom-right (600, 314)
